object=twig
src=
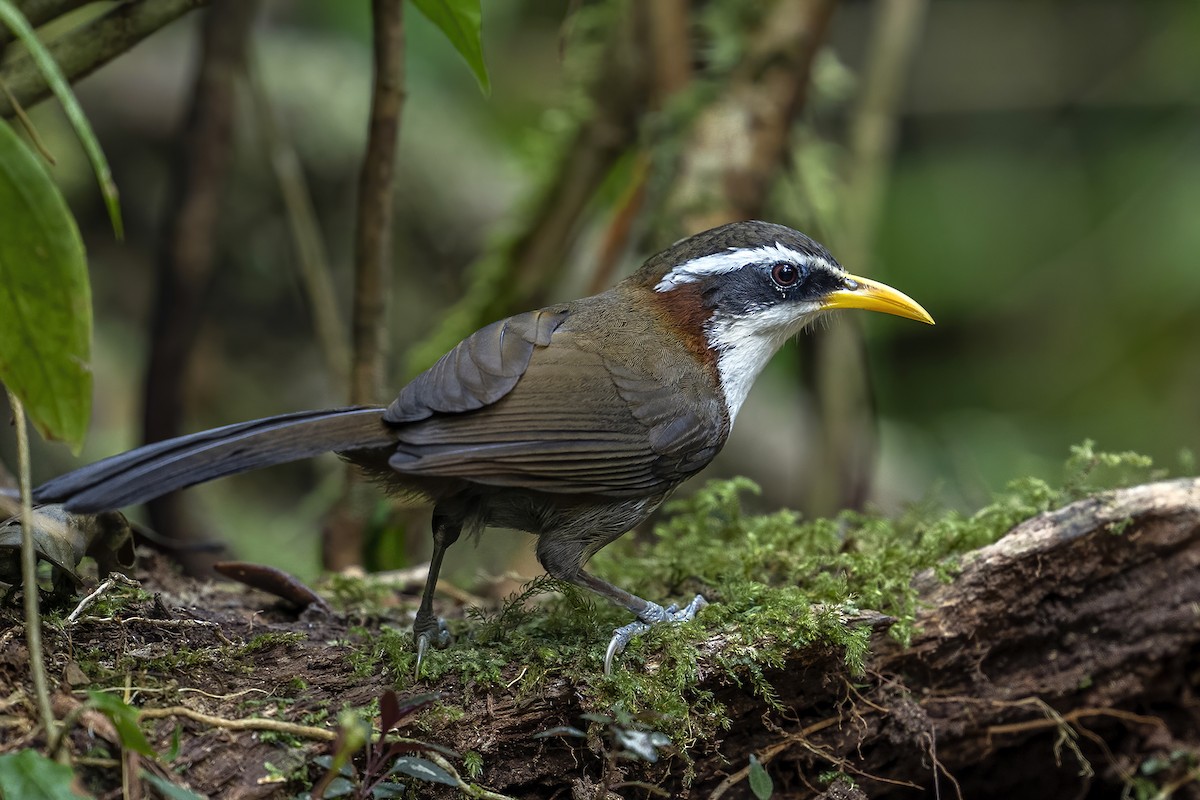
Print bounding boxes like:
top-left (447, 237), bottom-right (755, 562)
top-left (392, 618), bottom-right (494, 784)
top-left (987, 705), bottom-right (1167, 736)
top-left (1157, 766), bottom-right (1200, 799)
top-left (324, 0), bottom-right (406, 571)
top-left (422, 750), bottom-right (517, 800)
top-left (82, 686), bottom-right (269, 701)
top-left (707, 715), bottom-right (841, 799)
top-left (370, 563), bottom-right (486, 606)
top-left (0, 0), bottom-right (210, 117)
top-left (6, 390), bottom-right (57, 747)
top-left (0, 77), bottom-right (54, 162)
top-left (65, 573), bottom-right (141, 625)
top-left (138, 706), bottom-right (337, 741)
top-left (349, 0), bottom-right (405, 407)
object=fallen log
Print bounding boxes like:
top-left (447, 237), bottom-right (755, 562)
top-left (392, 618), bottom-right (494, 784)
top-left (441, 478), bottom-right (1200, 798)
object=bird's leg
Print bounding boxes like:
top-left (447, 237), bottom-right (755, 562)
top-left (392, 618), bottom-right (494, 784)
top-left (413, 513), bottom-right (462, 677)
top-left (537, 537), bottom-right (706, 674)
top-left (571, 571), bottom-right (708, 674)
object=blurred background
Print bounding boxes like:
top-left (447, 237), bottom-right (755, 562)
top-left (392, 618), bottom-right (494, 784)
top-left (4, 0), bottom-right (1198, 581)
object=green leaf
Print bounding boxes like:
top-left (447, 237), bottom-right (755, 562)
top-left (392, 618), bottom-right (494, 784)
top-left (748, 754), bottom-right (773, 800)
top-left (140, 773), bottom-right (207, 800)
top-left (0, 118), bottom-right (92, 451)
top-left (410, 0), bottom-right (490, 94)
top-left (387, 756), bottom-right (457, 786)
top-left (0, 749), bottom-right (89, 800)
top-left (0, 0), bottom-right (123, 239)
top-left (87, 691), bottom-right (156, 758)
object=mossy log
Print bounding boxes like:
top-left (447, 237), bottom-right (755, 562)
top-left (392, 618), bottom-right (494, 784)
top-left (6, 478), bottom-right (1197, 799)
top-left (441, 477), bottom-right (1200, 798)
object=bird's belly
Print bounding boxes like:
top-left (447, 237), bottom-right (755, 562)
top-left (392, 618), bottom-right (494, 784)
top-left (481, 489), bottom-right (669, 542)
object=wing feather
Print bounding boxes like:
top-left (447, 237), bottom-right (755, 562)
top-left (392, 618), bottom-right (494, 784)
top-left (384, 302), bottom-right (729, 495)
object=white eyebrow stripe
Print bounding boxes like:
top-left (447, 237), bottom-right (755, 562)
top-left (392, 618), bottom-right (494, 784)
top-left (654, 242), bottom-right (811, 292)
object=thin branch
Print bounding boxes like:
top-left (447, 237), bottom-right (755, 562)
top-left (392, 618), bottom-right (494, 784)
top-left (64, 572), bottom-right (141, 625)
top-left (5, 390), bottom-right (57, 747)
top-left (349, 0), bottom-right (405, 406)
top-left (706, 716), bottom-right (844, 799)
top-left (325, 0), bottom-right (405, 571)
top-left (0, 78), bottom-right (54, 162)
top-left (423, 750), bottom-right (518, 800)
top-left (0, 0), bottom-right (210, 117)
top-left (643, 0), bottom-right (691, 96)
top-left (137, 705), bottom-right (337, 741)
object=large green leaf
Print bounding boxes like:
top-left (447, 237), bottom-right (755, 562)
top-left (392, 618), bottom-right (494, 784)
top-left (0, 749), bottom-right (89, 799)
top-left (410, 0), bottom-right (490, 94)
top-left (0, 118), bottom-right (92, 451)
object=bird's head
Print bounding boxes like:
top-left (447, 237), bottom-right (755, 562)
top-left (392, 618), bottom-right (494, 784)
top-left (634, 220), bottom-right (934, 420)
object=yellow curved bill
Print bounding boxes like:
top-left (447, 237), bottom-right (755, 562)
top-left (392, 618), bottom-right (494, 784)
top-left (821, 273), bottom-right (935, 325)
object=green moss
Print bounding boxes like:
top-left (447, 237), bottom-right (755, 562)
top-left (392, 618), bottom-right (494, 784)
top-left (325, 574), bottom-right (396, 615)
top-left (347, 625), bottom-right (415, 678)
top-left (238, 631), bottom-right (307, 655)
top-left (463, 751), bottom-right (484, 779)
top-left (377, 444), bottom-right (1172, 761)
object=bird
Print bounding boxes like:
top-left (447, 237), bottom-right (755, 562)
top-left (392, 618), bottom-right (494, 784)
top-left (34, 220), bottom-right (933, 674)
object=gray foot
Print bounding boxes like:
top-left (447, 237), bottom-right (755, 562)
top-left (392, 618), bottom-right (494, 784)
top-left (604, 594), bottom-right (708, 674)
top-left (414, 617), bottom-right (451, 678)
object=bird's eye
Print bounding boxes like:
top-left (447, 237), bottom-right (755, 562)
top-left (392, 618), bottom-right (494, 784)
top-left (770, 262), bottom-right (801, 288)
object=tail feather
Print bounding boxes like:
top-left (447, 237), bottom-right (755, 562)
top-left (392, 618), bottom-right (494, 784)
top-left (35, 407), bottom-right (394, 513)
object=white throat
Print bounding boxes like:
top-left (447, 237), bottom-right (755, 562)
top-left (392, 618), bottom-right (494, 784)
top-left (707, 304), bottom-right (824, 421)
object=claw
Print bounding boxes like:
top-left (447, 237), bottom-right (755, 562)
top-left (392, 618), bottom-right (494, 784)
top-left (413, 618), bottom-right (451, 678)
top-left (415, 632), bottom-right (432, 678)
top-left (603, 594), bottom-right (708, 675)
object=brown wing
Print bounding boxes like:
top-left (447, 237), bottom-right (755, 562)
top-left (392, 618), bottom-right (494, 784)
top-left (385, 308), bottom-right (728, 497)
top-left (385, 308), bottom-right (569, 423)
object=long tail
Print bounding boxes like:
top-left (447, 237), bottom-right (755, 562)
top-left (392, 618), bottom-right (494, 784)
top-left (34, 407), bottom-right (394, 514)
